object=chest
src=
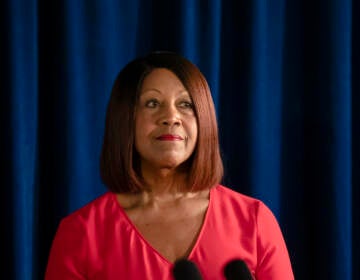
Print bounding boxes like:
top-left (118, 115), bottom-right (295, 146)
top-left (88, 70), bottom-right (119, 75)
top-left (126, 204), bottom-right (208, 263)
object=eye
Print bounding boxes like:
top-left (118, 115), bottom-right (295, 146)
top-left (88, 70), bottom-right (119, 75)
top-left (145, 99), bottom-right (160, 108)
top-left (179, 101), bottom-right (194, 110)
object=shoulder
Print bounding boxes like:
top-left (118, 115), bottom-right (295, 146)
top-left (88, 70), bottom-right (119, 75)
top-left (60, 191), bottom-right (117, 226)
top-left (211, 185), bottom-right (275, 221)
top-left (212, 185), bottom-right (263, 209)
top-left (212, 186), bottom-right (285, 241)
top-left (210, 185), bottom-right (294, 278)
top-left (212, 184), bottom-right (256, 200)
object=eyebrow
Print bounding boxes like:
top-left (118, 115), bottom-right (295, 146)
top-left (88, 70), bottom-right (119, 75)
top-left (140, 88), bottom-right (190, 96)
top-left (140, 88), bottom-right (162, 95)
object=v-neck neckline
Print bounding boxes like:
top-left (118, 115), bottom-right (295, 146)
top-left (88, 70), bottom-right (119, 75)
top-left (111, 187), bottom-right (215, 264)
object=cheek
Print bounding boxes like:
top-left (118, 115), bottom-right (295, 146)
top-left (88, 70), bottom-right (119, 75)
top-left (190, 118), bottom-right (198, 138)
top-left (134, 116), bottom-right (155, 150)
top-left (135, 114), bottom-right (150, 134)
top-left (187, 120), bottom-right (198, 146)
top-left (134, 120), bottom-right (146, 148)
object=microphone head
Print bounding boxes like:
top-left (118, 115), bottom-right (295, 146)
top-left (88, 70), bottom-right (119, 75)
top-left (223, 259), bottom-right (253, 280)
top-left (172, 258), bottom-right (203, 280)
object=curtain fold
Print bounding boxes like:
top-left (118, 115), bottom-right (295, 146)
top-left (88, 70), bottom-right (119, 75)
top-left (1, 0), bottom-right (358, 279)
top-left (352, 2), bottom-right (360, 279)
top-left (3, 0), bottom-right (39, 279)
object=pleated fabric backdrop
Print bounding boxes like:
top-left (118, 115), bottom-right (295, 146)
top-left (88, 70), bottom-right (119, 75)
top-left (1, 0), bottom-right (359, 279)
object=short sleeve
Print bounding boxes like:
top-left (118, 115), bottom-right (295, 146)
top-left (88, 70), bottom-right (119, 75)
top-left (45, 216), bottom-right (88, 280)
top-left (255, 202), bottom-right (294, 280)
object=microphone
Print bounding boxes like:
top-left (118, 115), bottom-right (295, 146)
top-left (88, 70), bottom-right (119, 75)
top-left (223, 259), bottom-right (253, 280)
top-left (172, 258), bottom-right (203, 280)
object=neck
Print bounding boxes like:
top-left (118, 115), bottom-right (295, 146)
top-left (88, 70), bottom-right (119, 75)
top-left (141, 167), bottom-right (188, 195)
top-left (117, 166), bottom-right (208, 210)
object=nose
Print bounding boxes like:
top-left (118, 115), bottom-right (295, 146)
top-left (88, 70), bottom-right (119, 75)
top-left (159, 105), bottom-right (181, 126)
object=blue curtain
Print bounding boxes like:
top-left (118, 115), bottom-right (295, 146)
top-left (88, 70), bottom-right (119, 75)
top-left (1, 0), bottom-right (358, 279)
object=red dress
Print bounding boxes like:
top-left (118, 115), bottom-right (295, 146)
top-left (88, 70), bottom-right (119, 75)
top-left (45, 185), bottom-right (294, 279)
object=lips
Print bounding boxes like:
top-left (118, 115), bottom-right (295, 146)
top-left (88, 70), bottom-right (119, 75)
top-left (156, 134), bottom-right (184, 141)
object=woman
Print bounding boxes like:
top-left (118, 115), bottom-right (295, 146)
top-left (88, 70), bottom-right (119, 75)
top-left (45, 52), bottom-right (294, 279)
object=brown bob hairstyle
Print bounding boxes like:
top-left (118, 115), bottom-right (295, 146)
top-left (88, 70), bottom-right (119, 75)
top-left (100, 52), bottom-right (223, 193)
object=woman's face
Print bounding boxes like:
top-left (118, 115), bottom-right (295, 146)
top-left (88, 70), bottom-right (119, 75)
top-left (134, 68), bottom-right (198, 172)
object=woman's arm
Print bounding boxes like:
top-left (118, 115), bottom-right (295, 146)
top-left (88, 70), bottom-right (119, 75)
top-left (45, 216), bottom-right (88, 280)
top-left (255, 202), bottom-right (294, 280)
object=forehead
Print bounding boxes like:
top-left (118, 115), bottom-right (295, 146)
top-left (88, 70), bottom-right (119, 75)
top-left (140, 68), bottom-right (188, 94)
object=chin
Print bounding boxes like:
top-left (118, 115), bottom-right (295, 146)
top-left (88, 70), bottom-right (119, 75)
top-left (158, 157), bottom-right (192, 171)
top-left (141, 153), bottom-right (192, 171)
top-left (157, 161), bottom-right (182, 169)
